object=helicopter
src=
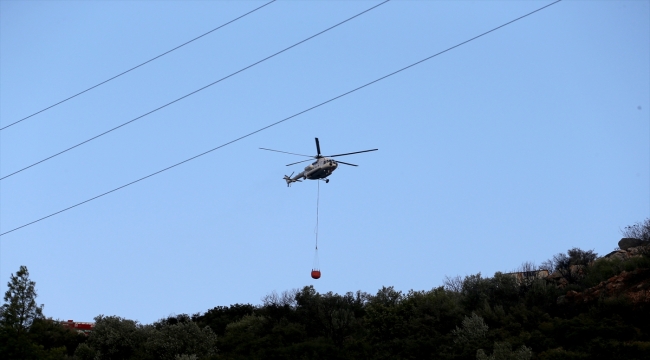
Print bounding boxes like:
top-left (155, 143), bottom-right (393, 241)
top-left (260, 138), bottom-right (377, 187)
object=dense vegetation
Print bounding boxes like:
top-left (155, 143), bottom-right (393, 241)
top-left (2, 220), bottom-right (649, 359)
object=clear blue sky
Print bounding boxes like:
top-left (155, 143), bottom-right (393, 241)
top-left (1, 0), bottom-right (648, 324)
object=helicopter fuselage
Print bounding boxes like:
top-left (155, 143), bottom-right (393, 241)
top-left (285, 157), bottom-right (338, 185)
top-left (263, 137), bottom-right (377, 187)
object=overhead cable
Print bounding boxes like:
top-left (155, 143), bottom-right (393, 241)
top-left (0, 0), bottom-right (562, 237)
top-left (0, 0), bottom-right (277, 131)
top-left (0, 0), bottom-right (390, 181)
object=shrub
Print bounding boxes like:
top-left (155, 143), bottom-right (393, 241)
top-left (541, 248), bottom-right (597, 284)
top-left (622, 218), bottom-right (650, 242)
top-left (477, 341), bottom-right (532, 360)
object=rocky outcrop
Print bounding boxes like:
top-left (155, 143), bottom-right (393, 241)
top-left (505, 269), bottom-right (549, 285)
top-left (546, 265), bottom-right (585, 289)
top-left (618, 237), bottom-right (650, 250)
top-left (604, 243), bottom-right (649, 261)
top-left (563, 268), bottom-right (650, 305)
top-left (550, 242), bottom-right (649, 304)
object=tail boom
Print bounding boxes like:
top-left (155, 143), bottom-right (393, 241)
top-left (283, 172), bottom-right (304, 187)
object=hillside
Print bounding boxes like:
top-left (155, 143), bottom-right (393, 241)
top-left (2, 225), bottom-right (650, 359)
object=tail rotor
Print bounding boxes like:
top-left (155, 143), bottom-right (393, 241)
top-left (283, 172), bottom-right (302, 187)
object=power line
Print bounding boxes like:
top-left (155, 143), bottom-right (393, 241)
top-left (0, 0), bottom-right (562, 237)
top-left (0, 0), bottom-right (391, 181)
top-left (0, 1), bottom-right (277, 131)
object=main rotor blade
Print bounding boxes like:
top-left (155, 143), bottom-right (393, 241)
top-left (259, 148), bottom-right (313, 157)
top-left (335, 160), bottom-right (358, 167)
top-left (328, 149), bottom-right (378, 157)
top-left (315, 138), bottom-right (321, 157)
top-left (286, 159), bottom-right (313, 166)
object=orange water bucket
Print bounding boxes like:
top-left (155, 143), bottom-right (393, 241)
top-left (311, 270), bottom-right (321, 279)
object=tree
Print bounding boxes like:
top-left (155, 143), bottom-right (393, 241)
top-left (261, 289), bottom-right (299, 307)
top-left (460, 273), bottom-right (491, 311)
top-left (451, 313), bottom-right (490, 359)
top-left (477, 341), bottom-right (532, 360)
top-left (29, 317), bottom-right (87, 357)
top-left (452, 313), bottom-right (488, 346)
top-left (0, 266), bottom-right (43, 333)
top-left (622, 218), bottom-right (650, 242)
top-left (193, 303), bottom-right (255, 336)
top-left (86, 315), bottom-right (146, 360)
top-left (144, 316), bottom-right (218, 360)
top-left (0, 266), bottom-right (50, 359)
top-left (541, 248), bottom-right (597, 282)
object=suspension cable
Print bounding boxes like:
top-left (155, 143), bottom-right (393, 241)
top-left (315, 180), bottom-right (320, 250)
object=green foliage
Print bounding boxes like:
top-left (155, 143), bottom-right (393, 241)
top-left (0, 266), bottom-right (70, 360)
top-left (451, 313), bottom-right (490, 359)
top-left (0, 320), bottom-right (80, 360)
top-left (40, 346), bottom-right (67, 360)
top-left (524, 279), bottom-right (561, 310)
top-left (461, 273), bottom-right (491, 311)
top-left (221, 314), bottom-right (268, 354)
top-left (144, 319), bottom-right (217, 360)
top-left (4, 228), bottom-right (650, 360)
top-left (195, 249), bottom-right (648, 359)
top-left (452, 313), bottom-right (488, 345)
top-left (87, 315), bottom-right (146, 360)
top-left (74, 342), bottom-right (96, 360)
top-left (477, 341), bottom-right (532, 360)
top-left (84, 314), bottom-right (218, 360)
top-left (194, 303), bottom-right (255, 336)
top-left (398, 288), bottom-right (463, 354)
top-left (175, 355), bottom-right (198, 360)
top-left (0, 325), bottom-right (43, 360)
top-left (542, 248), bottom-right (598, 284)
top-left (0, 266), bottom-right (44, 333)
top-left (488, 272), bottom-right (520, 308)
top-left (581, 255), bottom-right (650, 288)
top-left (317, 290), bottom-right (365, 347)
top-left (29, 318), bottom-right (87, 356)
top-left (566, 248), bottom-right (598, 267)
top-left (537, 347), bottom-right (589, 360)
